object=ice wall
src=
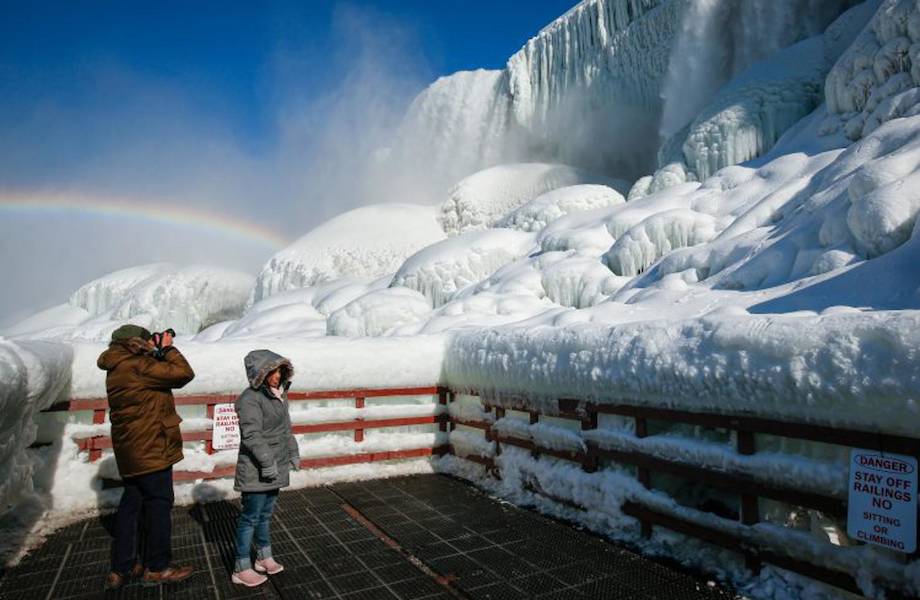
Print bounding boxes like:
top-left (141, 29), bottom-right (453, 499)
top-left (391, 0), bottom-right (861, 193)
top-left (0, 340), bottom-right (71, 519)
top-left (825, 0), bottom-right (920, 139)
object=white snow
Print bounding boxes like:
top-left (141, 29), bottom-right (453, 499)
top-left (825, 0), bottom-right (920, 139)
top-left (69, 336), bottom-right (447, 399)
top-left (391, 229), bottom-right (537, 307)
top-left (326, 287), bottom-right (432, 337)
top-left (438, 163), bottom-right (627, 236)
top-left (497, 184), bottom-right (626, 232)
top-left (3, 264), bottom-right (254, 341)
top-left (250, 204), bottom-right (446, 303)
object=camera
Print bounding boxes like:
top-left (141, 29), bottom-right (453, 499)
top-left (150, 328), bottom-right (176, 351)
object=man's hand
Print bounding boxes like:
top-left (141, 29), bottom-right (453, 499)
top-left (160, 330), bottom-right (174, 347)
top-left (290, 457), bottom-right (301, 472)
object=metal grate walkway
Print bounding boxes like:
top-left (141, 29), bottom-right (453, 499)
top-left (0, 474), bottom-right (736, 600)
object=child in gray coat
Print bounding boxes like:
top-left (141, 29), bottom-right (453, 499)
top-left (231, 349), bottom-right (300, 587)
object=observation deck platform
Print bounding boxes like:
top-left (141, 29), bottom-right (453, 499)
top-left (0, 474), bottom-right (734, 600)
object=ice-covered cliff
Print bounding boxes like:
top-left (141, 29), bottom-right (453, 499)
top-left (387, 0), bottom-right (859, 191)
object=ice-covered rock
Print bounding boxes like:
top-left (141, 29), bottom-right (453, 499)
top-left (604, 208), bottom-right (719, 276)
top-left (63, 264), bottom-right (253, 338)
top-left (681, 37), bottom-right (828, 181)
top-left (251, 204), bottom-right (446, 303)
top-left (326, 288), bottom-right (432, 337)
top-left (540, 255), bottom-right (629, 307)
top-left (497, 184), bottom-right (626, 232)
top-left (825, 0), bottom-right (920, 139)
top-left (392, 229), bottom-right (536, 307)
top-left (0, 340), bottom-right (71, 518)
top-left (846, 138), bottom-right (920, 256)
top-left (438, 163), bottom-right (623, 236)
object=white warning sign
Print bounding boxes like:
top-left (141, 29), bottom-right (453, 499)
top-left (847, 449), bottom-right (917, 553)
top-left (212, 403), bottom-right (240, 451)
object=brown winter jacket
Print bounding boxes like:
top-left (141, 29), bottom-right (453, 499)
top-left (97, 337), bottom-right (195, 478)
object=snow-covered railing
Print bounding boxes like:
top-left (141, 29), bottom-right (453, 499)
top-left (44, 386), bottom-right (450, 482)
top-left (445, 391), bottom-right (920, 599)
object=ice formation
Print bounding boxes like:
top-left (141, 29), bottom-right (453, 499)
top-left (604, 208), bottom-right (719, 276)
top-left (438, 163), bottom-right (625, 236)
top-left (391, 229), bottom-right (536, 306)
top-left (5, 264), bottom-right (254, 341)
top-left (497, 184), bottom-right (625, 232)
top-left (825, 0), bottom-right (920, 139)
top-left (326, 287), bottom-right (432, 337)
top-left (251, 204), bottom-right (445, 303)
top-left (0, 341), bottom-right (71, 515)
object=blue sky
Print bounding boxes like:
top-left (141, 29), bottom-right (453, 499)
top-left (1, 1), bottom-right (575, 183)
top-left (0, 1), bottom-right (578, 321)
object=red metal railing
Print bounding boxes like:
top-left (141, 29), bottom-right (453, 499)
top-left (446, 391), bottom-right (920, 600)
top-left (40, 384), bottom-right (920, 597)
top-left (46, 386), bottom-right (450, 474)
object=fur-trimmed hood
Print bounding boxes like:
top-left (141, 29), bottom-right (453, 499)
top-left (244, 349), bottom-right (294, 391)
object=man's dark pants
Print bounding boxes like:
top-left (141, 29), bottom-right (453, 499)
top-left (111, 466), bottom-right (174, 574)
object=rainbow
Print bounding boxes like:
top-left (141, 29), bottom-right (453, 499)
top-left (0, 191), bottom-right (292, 249)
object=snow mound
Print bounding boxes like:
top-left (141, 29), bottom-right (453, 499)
top-left (445, 310), bottom-right (920, 436)
top-left (219, 303), bottom-right (327, 340)
top-left (825, 0), bottom-right (920, 139)
top-left (392, 229), bottom-right (536, 307)
top-left (251, 204), bottom-right (446, 303)
top-left (69, 264), bottom-right (174, 316)
top-left (540, 255), bottom-right (629, 308)
top-left (13, 264), bottom-right (256, 341)
top-left (497, 184), bottom-right (625, 232)
top-left (846, 138), bottom-right (920, 256)
top-left (604, 209), bottom-right (720, 276)
top-left (326, 288), bottom-right (432, 337)
top-left (100, 265), bottom-right (253, 335)
top-left (0, 340), bottom-right (71, 517)
top-left (438, 163), bottom-right (626, 236)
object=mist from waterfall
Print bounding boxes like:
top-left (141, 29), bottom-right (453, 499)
top-left (659, 0), bottom-right (858, 145)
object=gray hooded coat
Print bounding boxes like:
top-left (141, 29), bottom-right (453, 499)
top-left (234, 350), bottom-right (299, 492)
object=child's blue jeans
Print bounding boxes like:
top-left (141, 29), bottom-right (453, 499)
top-left (233, 490), bottom-right (279, 572)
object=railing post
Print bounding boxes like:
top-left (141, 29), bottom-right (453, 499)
top-left (582, 403), bottom-right (598, 473)
top-left (737, 429), bottom-right (761, 573)
top-left (89, 408), bottom-right (106, 461)
top-left (529, 411), bottom-right (540, 459)
top-left (438, 389), bottom-right (449, 432)
top-left (635, 416), bottom-right (652, 538)
top-left (355, 397), bottom-right (366, 442)
top-left (494, 406), bottom-right (505, 456)
top-left (205, 402), bottom-right (216, 455)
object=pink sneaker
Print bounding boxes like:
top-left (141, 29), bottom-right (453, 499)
top-left (254, 557), bottom-right (284, 575)
top-left (231, 568), bottom-right (267, 587)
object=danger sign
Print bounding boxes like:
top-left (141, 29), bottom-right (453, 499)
top-left (212, 403), bottom-right (240, 451)
top-left (847, 449), bottom-right (917, 553)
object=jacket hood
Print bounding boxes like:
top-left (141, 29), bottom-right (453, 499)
top-left (97, 337), bottom-right (153, 371)
top-left (244, 349), bottom-right (294, 390)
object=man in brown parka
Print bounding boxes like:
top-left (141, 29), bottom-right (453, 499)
top-left (97, 324), bottom-right (195, 589)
